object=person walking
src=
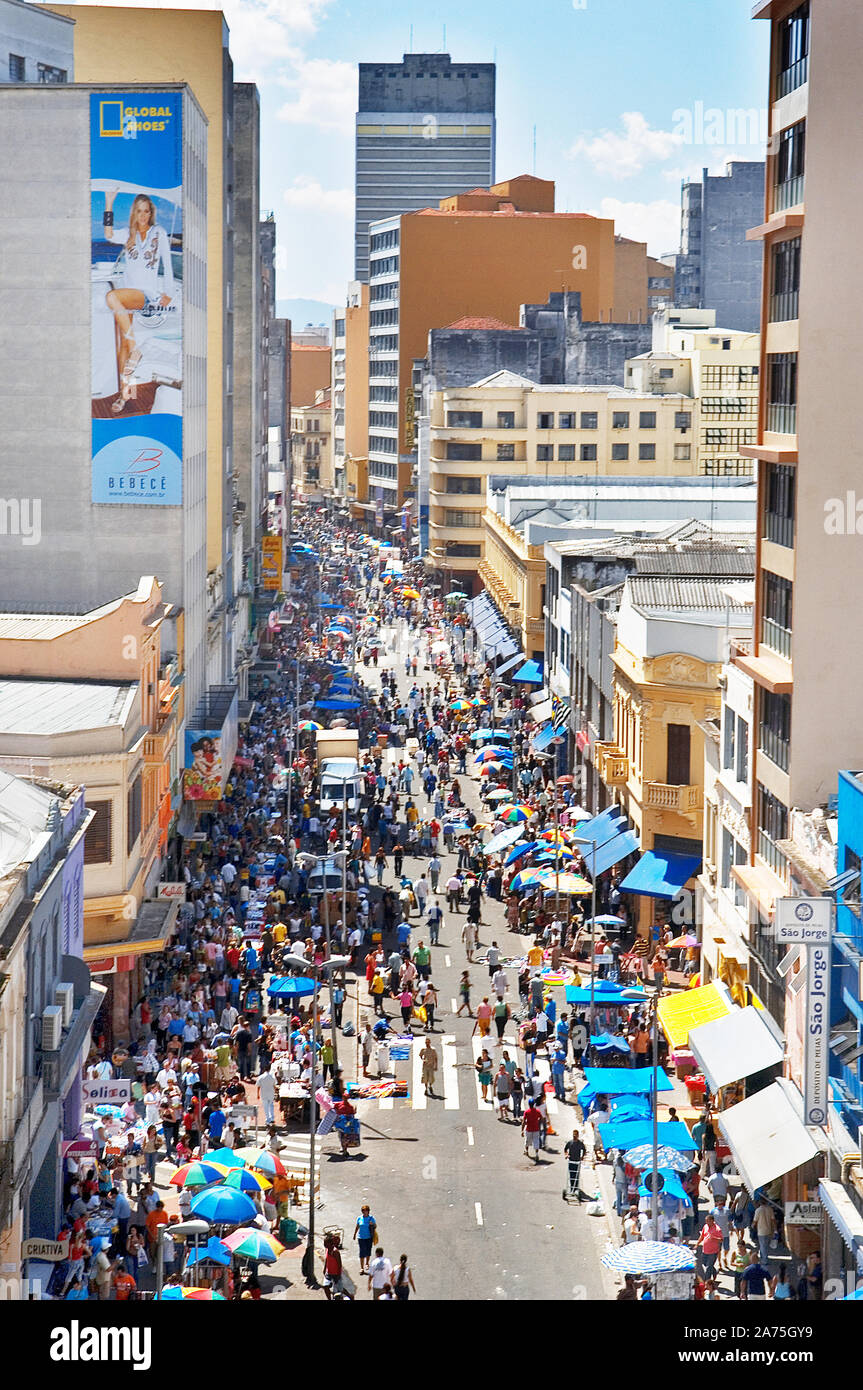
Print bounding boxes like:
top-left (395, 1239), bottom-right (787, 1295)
top-left (456, 971), bottom-right (473, 1017)
top-left (510, 1067), bottom-right (525, 1120)
top-left (462, 919), bottom-right (477, 961)
top-left (521, 1098), bottom-right (543, 1163)
top-left (493, 1063), bottom-right (512, 1121)
top-left (420, 1040), bottom-right (438, 1097)
top-left (361, 1021), bottom-right (374, 1078)
top-left (492, 996), bottom-right (509, 1043)
top-left (475, 1051), bottom-right (493, 1103)
top-left (753, 1199), bottom-right (776, 1267)
top-left (353, 1206), bottom-right (377, 1276)
top-left (368, 1247), bottom-right (394, 1300)
top-left (393, 1253), bottom-right (416, 1301)
top-left (424, 981), bottom-right (438, 1033)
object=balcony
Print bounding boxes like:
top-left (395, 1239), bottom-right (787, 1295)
top-left (594, 742), bottom-right (629, 785)
top-left (761, 616), bottom-right (792, 660)
top-left (774, 175), bottom-right (804, 213)
top-left (644, 781), bottom-right (702, 813)
top-left (766, 402), bottom-right (797, 435)
top-left (143, 714), bottom-right (175, 764)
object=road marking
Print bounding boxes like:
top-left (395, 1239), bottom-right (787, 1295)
top-left (451, 999), bottom-right (458, 1013)
top-left (445, 954), bottom-right (451, 967)
top-left (475, 1202), bottom-right (483, 1227)
top-left (411, 1039), bottom-right (426, 1109)
top-left (441, 1034), bottom-right (459, 1110)
top-left (379, 1096), bottom-right (393, 1110)
top-left (467, 1126), bottom-right (474, 1146)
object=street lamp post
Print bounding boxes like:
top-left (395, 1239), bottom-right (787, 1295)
top-left (157, 1218), bottom-right (209, 1299)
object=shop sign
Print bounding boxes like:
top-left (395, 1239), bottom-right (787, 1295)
top-left (156, 882), bottom-right (186, 900)
top-left (803, 941), bottom-right (831, 1127)
top-left (83, 1078), bottom-right (132, 1105)
top-left (776, 897), bottom-right (833, 944)
top-left (22, 1238), bottom-right (69, 1262)
top-left (785, 1201), bottom-right (821, 1226)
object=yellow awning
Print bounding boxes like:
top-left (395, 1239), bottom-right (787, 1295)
top-left (657, 982), bottom-right (734, 1050)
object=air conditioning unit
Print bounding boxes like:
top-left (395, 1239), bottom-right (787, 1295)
top-left (55, 983), bottom-right (74, 1028)
top-left (42, 1006), bottom-right (63, 1052)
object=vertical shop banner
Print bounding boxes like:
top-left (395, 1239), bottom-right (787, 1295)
top-left (90, 93), bottom-right (183, 504)
top-left (261, 535), bottom-right (283, 591)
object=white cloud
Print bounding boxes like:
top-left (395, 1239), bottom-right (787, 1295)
top-left (277, 58), bottom-right (357, 130)
top-left (283, 176), bottom-right (353, 215)
top-left (280, 178), bottom-right (352, 300)
top-left (592, 197), bottom-right (681, 260)
top-left (569, 112), bottom-right (686, 181)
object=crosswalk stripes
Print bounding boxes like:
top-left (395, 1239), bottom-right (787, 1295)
top-left (440, 1034), bottom-right (459, 1110)
top-left (278, 1132), bottom-right (320, 1203)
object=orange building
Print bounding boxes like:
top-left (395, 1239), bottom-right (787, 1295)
top-left (291, 344), bottom-right (332, 407)
top-left (366, 175), bottom-right (661, 511)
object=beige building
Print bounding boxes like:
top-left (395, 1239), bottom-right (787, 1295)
top-left (626, 319), bottom-right (760, 477)
top-left (427, 372), bottom-right (697, 585)
top-left (480, 508), bottom-right (547, 662)
top-left (292, 389), bottom-right (333, 502)
top-left (332, 282), bottom-right (370, 499)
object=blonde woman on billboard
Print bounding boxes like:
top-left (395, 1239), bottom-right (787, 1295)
top-left (103, 188), bottom-right (176, 413)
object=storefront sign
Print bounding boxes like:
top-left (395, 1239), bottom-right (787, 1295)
top-left (156, 881), bottom-right (185, 900)
top-left (776, 897), bottom-right (833, 944)
top-left (22, 1238), bottom-right (69, 1262)
top-left (261, 535), bottom-right (283, 591)
top-left (785, 1201), bottom-right (821, 1226)
top-left (803, 941), bottom-right (831, 1127)
top-left (83, 1078), bottom-right (132, 1105)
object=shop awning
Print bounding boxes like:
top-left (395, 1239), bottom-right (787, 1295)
top-left (688, 1006), bottom-right (785, 1093)
top-left (532, 722), bottom-right (559, 753)
top-left (583, 1066), bottom-right (674, 1097)
top-left (599, 1119), bottom-right (698, 1154)
top-left (619, 848), bottom-right (702, 898)
top-left (486, 635), bottom-right (519, 660)
top-left (819, 1180), bottom-right (863, 1272)
top-left (718, 1079), bottom-right (820, 1194)
top-left (570, 805), bottom-right (639, 879)
top-left (657, 981), bottom-right (734, 1050)
top-left (496, 650), bottom-right (527, 676)
top-left (529, 699), bottom-right (554, 724)
top-left (512, 659), bottom-right (544, 683)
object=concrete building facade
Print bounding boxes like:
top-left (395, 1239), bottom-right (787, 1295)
top-left (355, 53), bottom-right (496, 281)
top-left (291, 389), bottom-right (332, 502)
top-left (1, 0), bottom-right (71, 83)
top-left (232, 82), bottom-right (266, 569)
top-left (673, 160), bottom-right (765, 332)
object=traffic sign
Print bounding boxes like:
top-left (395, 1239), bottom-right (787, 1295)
top-left (643, 1171), bottom-right (665, 1194)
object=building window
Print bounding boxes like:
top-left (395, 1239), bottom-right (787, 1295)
top-left (446, 442), bottom-right (482, 461)
top-left (774, 120), bottom-right (806, 211)
top-left (580, 412), bottom-right (598, 430)
top-left (762, 572), bottom-right (793, 658)
top-left (447, 410), bottom-right (483, 428)
top-left (497, 411), bottom-right (515, 429)
top-left (674, 444), bottom-right (691, 461)
top-left (759, 690), bottom-right (791, 773)
top-left (736, 716), bottom-right (749, 784)
top-left (445, 476), bottom-right (481, 494)
top-left (612, 443), bottom-right (629, 461)
top-left (638, 443), bottom-right (656, 461)
top-left (444, 510), bottom-right (477, 528)
top-left (777, 1), bottom-right (810, 99)
top-left (558, 413), bottom-right (575, 430)
top-left (659, 368), bottom-right (674, 379)
top-left (537, 445), bottom-right (554, 461)
top-left (639, 411), bottom-right (657, 429)
top-left (764, 462), bottom-right (796, 548)
top-left (537, 412), bottom-right (554, 430)
top-left (85, 800), bottom-right (113, 865)
top-left (766, 353), bottom-right (797, 434)
top-left (580, 444), bottom-right (597, 462)
top-left (9, 54), bottom-right (25, 81)
top-left (674, 411), bottom-right (692, 430)
top-left (558, 445), bottom-right (576, 461)
top-left (756, 782), bottom-right (788, 877)
top-left (612, 412), bottom-right (630, 430)
top-left (770, 237), bottom-right (801, 322)
top-left (494, 443), bottom-right (513, 462)
top-left (445, 542), bottom-right (481, 558)
top-left (666, 724), bottom-right (691, 785)
top-left (723, 705), bottom-right (736, 772)
top-left (37, 62), bottom-right (67, 83)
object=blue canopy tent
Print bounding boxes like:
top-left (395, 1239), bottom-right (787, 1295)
top-left (267, 976), bottom-right (316, 999)
top-left (184, 1237), bottom-right (232, 1270)
top-left (619, 849), bottom-right (703, 898)
top-left (512, 659), bottom-right (544, 684)
top-left (565, 981), bottom-right (647, 1005)
top-left (590, 1032), bottom-right (631, 1056)
top-left (571, 805), bottom-right (640, 879)
top-left (598, 1119), bottom-right (697, 1153)
top-left (470, 729), bottom-right (512, 741)
top-left (637, 1170), bottom-right (692, 1205)
top-left (582, 1066), bottom-right (674, 1096)
top-left (315, 698), bottom-right (361, 710)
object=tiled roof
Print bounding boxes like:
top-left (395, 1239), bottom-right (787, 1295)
top-left (443, 316), bottom-right (518, 331)
top-left (627, 577), bottom-right (753, 611)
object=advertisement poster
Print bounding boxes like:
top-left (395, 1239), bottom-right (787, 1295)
top-left (261, 535), bottom-right (283, 591)
top-left (90, 92), bottom-right (183, 505)
top-left (183, 729), bottom-right (224, 801)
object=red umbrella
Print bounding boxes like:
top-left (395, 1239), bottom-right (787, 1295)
top-left (556, 774), bottom-right (574, 784)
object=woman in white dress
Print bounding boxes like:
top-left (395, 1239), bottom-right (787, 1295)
top-left (103, 189), bottom-right (176, 412)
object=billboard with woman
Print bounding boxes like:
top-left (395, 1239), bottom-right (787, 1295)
top-left (90, 93), bottom-right (183, 505)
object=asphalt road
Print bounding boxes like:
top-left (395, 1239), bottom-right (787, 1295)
top-left (293, 616), bottom-right (617, 1301)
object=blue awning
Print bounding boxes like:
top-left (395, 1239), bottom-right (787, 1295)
top-left (619, 849), bottom-right (703, 898)
top-left (512, 659), bottom-right (544, 683)
top-left (583, 1066), bottom-right (674, 1097)
top-left (531, 722), bottom-right (559, 753)
top-left (496, 650), bottom-right (527, 676)
top-left (599, 1119), bottom-right (698, 1153)
top-left (569, 805), bottom-right (639, 878)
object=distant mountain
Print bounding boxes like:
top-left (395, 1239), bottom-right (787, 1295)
top-left (277, 298), bottom-right (338, 327)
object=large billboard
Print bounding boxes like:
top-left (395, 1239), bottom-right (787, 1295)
top-left (260, 535), bottom-right (283, 591)
top-left (90, 93), bottom-right (183, 505)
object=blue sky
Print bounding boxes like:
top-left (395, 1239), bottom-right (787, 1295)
top-left (73, 1), bottom-right (770, 307)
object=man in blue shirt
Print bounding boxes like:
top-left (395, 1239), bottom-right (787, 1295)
top-left (551, 1044), bottom-right (568, 1101)
top-left (739, 1253), bottom-right (771, 1301)
top-left (397, 919), bottom-right (412, 948)
top-left (208, 1104), bottom-right (226, 1144)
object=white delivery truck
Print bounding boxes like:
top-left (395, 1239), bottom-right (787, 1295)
top-left (319, 756), bottom-right (363, 813)
top-left (315, 729), bottom-right (360, 769)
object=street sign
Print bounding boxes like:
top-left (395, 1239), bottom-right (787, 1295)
top-left (82, 1078), bottom-right (131, 1105)
top-left (785, 1201), bottom-right (821, 1226)
top-left (643, 1171), bottom-right (665, 1193)
top-left (804, 941), bottom-right (831, 1126)
top-left (22, 1238), bottom-right (68, 1262)
top-left (776, 897), bottom-right (833, 944)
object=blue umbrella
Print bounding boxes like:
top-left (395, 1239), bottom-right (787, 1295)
top-left (470, 728), bottom-right (511, 741)
top-left (587, 915), bottom-right (627, 927)
top-left (590, 1032), bottom-right (630, 1055)
top-left (315, 698), bottom-right (361, 710)
top-left (505, 841), bottom-right (538, 865)
top-left (474, 748), bottom-right (512, 763)
top-left (624, 1144), bottom-right (694, 1173)
top-left (190, 1185), bottom-right (257, 1225)
top-left (199, 1146), bottom-right (244, 1169)
top-left (601, 1241), bottom-right (695, 1275)
top-left (184, 1236), bottom-right (232, 1270)
top-left (267, 976), bottom-right (316, 999)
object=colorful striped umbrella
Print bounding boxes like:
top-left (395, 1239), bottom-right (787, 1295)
top-left (485, 787), bottom-right (514, 802)
top-left (297, 720), bottom-right (323, 732)
top-left (168, 1161), bottom-right (230, 1189)
top-left (160, 1285), bottom-right (228, 1300)
top-left (497, 803), bottom-right (534, 823)
top-left (536, 870), bottom-right (592, 894)
top-left (233, 1148), bottom-right (289, 1178)
top-left (474, 747), bottom-right (512, 762)
top-left (510, 868), bottom-right (545, 891)
top-left (449, 699), bottom-right (472, 711)
top-left (222, 1228), bottom-right (286, 1263)
top-left (223, 1166), bottom-right (272, 1193)
top-left (469, 697), bottom-right (488, 707)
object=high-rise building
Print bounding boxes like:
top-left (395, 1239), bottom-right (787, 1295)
top-left (354, 53), bottom-right (495, 281)
top-left (49, 4), bottom-right (239, 687)
top-left (366, 176), bottom-right (663, 517)
top-left (332, 282), bottom-right (369, 503)
top-left (1, 0), bottom-right (72, 83)
top-left (673, 161), bottom-right (765, 332)
top-left (233, 83), bottom-right (267, 571)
